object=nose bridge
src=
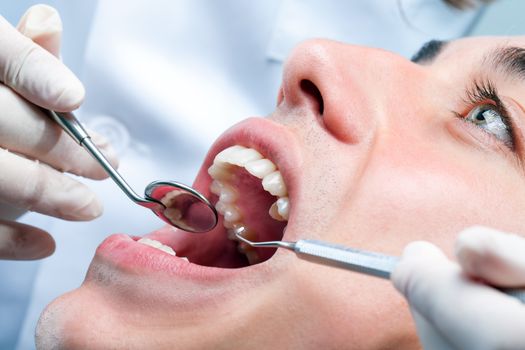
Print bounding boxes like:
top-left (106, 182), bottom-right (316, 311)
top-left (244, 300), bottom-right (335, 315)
top-left (281, 39), bottom-right (432, 143)
top-left (350, 45), bottom-right (434, 126)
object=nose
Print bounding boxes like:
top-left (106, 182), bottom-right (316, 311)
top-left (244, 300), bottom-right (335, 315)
top-left (279, 39), bottom-right (430, 143)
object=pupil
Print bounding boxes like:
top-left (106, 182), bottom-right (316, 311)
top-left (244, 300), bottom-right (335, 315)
top-left (475, 112), bottom-right (486, 122)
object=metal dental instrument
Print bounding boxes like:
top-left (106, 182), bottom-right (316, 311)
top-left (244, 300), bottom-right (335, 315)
top-left (234, 227), bottom-right (525, 303)
top-left (45, 110), bottom-right (218, 233)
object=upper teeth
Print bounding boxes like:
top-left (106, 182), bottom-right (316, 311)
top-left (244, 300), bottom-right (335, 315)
top-left (207, 145), bottom-right (290, 263)
top-left (137, 238), bottom-right (176, 256)
top-left (245, 159), bottom-right (276, 178)
top-left (262, 171), bottom-right (287, 197)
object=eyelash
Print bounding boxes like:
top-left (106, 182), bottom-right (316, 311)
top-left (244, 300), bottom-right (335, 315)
top-left (455, 78), bottom-right (516, 150)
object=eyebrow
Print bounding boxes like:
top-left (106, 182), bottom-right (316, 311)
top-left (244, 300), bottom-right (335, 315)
top-left (484, 46), bottom-right (525, 80)
top-left (411, 40), bottom-right (448, 64)
top-left (411, 42), bottom-right (525, 79)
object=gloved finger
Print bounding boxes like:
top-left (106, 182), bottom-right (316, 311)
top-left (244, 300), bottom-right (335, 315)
top-left (0, 84), bottom-right (118, 180)
top-left (0, 219), bottom-right (55, 260)
top-left (0, 149), bottom-right (102, 221)
top-left (456, 226), bottom-right (525, 287)
top-left (0, 200), bottom-right (26, 221)
top-left (392, 241), bottom-right (525, 350)
top-left (0, 12), bottom-right (83, 111)
top-left (16, 4), bottom-right (61, 58)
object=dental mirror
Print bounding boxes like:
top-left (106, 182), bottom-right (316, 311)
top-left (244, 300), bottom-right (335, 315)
top-left (45, 110), bottom-right (218, 233)
top-left (144, 181), bottom-right (218, 232)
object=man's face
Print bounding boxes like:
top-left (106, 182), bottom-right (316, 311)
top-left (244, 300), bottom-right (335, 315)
top-left (36, 36), bottom-right (525, 349)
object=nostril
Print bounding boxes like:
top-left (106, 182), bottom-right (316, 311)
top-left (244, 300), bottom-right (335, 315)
top-left (300, 79), bottom-right (324, 115)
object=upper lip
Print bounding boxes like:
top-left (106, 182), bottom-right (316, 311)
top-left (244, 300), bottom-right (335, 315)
top-left (93, 116), bottom-right (303, 282)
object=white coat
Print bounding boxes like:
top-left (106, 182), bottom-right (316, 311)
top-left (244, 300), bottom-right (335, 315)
top-left (0, 1), bottom-right (484, 348)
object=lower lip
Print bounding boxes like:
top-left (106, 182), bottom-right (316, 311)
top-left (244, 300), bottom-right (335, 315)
top-left (94, 233), bottom-right (257, 283)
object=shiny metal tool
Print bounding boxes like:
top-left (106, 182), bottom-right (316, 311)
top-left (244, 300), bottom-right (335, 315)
top-left (234, 227), bottom-right (525, 303)
top-left (45, 110), bottom-right (218, 233)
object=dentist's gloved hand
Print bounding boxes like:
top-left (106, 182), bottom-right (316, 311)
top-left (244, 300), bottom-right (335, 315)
top-left (392, 227), bottom-right (525, 350)
top-left (0, 5), bottom-right (118, 260)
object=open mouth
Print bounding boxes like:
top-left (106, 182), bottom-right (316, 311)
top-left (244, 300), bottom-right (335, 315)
top-left (130, 119), bottom-right (295, 270)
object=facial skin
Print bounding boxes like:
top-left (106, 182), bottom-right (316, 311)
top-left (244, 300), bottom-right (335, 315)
top-left (36, 36), bottom-right (525, 349)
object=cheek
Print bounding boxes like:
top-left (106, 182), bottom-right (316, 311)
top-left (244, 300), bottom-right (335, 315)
top-left (338, 150), bottom-right (525, 255)
top-left (285, 261), bottom-right (419, 348)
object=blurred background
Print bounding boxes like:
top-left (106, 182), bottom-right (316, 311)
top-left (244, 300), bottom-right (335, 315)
top-left (0, 1), bottom-right (524, 349)
top-left (471, 0), bottom-right (525, 35)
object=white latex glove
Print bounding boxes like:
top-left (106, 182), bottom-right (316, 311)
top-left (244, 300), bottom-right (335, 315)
top-left (392, 227), bottom-right (525, 350)
top-left (0, 5), bottom-right (118, 260)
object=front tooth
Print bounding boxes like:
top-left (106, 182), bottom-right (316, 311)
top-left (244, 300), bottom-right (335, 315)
top-left (262, 171), bottom-right (287, 196)
top-left (245, 159), bottom-right (276, 179)
top-left (158, 246), bottom-right (176, 256)
top-left (276, 197), bottom-right (290, 220)
top-left (208, 164), bottom-right (232, 181)
top-left (214, 145), bottom-right (246, 164)
top-left (138, 238), bottom-right (163, 248)
top-left (137, 238), bottom-right (176, 256)
top-left (227, 148), bottom-right (263, 167)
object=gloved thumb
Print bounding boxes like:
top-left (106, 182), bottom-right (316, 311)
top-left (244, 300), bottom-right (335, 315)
top-left (0, 219), bottom-right (55, 260)
top-left (456, 226), bottom-right (525, 287)
top-left (391, 240), bottom-right (450, 304)
top-left (16, 4), bottom-right (62, 58)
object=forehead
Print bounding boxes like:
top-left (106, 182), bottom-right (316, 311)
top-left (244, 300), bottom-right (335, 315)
top-left (439, 36), bottom-right (525, 62)
top-left (420, 36), bottom-right (525, 86)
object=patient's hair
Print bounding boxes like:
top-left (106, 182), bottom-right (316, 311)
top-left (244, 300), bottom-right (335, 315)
top-left (443, 0), bottom-right (493, 9)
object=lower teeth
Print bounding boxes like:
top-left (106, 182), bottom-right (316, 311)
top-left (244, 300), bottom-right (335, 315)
top-left (137, 238), bottom-right (188, 262)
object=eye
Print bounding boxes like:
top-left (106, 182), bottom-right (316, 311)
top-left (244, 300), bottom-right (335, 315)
top-left (465, 104), bottom-right (513, 148)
